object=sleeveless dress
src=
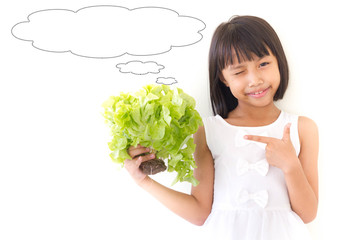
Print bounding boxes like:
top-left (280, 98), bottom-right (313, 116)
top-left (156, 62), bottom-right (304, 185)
top-left (202, 111), bottom-right (312, 240)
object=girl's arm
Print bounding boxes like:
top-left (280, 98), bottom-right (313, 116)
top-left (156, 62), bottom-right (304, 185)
top-left (244, 117), bottom-right (319, 223)
top-left (284, 116), bottom-right (319, 223)
top-left (124, 125), bottom-right (214, 226)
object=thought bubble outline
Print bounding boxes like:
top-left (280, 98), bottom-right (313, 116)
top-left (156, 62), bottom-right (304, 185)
top-left (11, 5), bottom-right (206, 59)
top-left (156, 77), bottom-right (178, 85)
top-left (116, 61), bottom-right (165, 75)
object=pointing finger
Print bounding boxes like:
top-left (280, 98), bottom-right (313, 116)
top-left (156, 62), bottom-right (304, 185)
top-left (282, 123), bottom-right (291, 141)
top-left (244, 135), bottom-right (273, 144)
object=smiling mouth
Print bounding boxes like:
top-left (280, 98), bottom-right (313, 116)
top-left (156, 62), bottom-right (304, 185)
top-left (246, 87), bottom-right (271, 98)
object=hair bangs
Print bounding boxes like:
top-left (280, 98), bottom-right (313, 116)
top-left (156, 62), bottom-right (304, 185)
top-left (217, 25), bottom-right (270, 70)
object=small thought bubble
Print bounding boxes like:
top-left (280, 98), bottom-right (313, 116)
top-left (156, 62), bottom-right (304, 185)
top-left (156, 77), bottom-right (178, 85)
top-left (11, 6), bottom-right (206, 58)
top-left (116, 61), bottom-right (164, 75)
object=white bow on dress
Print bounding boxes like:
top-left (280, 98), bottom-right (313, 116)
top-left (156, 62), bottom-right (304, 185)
top-left (237, 159), bottom-right (269, 176)
top-left (237, 190), bottom-right (269, 208)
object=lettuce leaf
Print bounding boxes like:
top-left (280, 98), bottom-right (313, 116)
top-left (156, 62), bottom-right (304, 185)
top-left (102, 84), bottom-right (202, 186)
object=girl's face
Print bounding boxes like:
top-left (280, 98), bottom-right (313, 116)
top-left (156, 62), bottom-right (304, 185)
top-left (220, 51), bottom-right (280, 109)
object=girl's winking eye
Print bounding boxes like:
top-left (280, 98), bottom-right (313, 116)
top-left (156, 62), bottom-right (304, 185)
top-left (235, 70), bottom-right (245, 75)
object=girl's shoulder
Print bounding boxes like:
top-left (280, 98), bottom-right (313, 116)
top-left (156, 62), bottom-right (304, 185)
top-left (202, 115), bottom-right (218, 122)
top-left (281, 112), bottom-right (317, 129)
top-left (201, 115), bottom-right (222, 130)
top-left (298, 116), bottom-right (317, 127)
top-left (298, 116), bottom-right (318, 143)
top-left (298, 116), bottom-right (318, 135)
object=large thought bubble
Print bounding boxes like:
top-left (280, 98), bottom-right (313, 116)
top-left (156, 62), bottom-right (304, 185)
top-left (11, 5), bottom-right (206, 58)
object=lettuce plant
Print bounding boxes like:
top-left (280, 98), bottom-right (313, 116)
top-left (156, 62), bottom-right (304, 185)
top-left (102, 84), bottom-right (203, 186)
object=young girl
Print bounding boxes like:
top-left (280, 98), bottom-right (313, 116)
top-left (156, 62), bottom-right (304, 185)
top-left (124, 15), bottom-right (319, 240)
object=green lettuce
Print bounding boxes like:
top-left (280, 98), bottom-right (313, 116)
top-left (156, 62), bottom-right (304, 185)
top-left (102, 84), bottom-right (203, 186)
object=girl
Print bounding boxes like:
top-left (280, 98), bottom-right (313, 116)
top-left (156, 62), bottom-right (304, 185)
top-left (125, 15), bottom-right (318, 240)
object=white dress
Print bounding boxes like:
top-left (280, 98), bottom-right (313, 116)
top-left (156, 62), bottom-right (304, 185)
top-left (202, 111), bottom-right (312, 240)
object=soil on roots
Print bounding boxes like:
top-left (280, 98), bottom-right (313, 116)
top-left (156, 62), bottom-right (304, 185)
top-left (139, 158), bottom-right (167, 175)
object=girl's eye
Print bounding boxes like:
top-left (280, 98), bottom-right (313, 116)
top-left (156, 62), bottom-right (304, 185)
top-left (259, 62), bottom-right (269, 68)
top-left (235, 71), bottom-right (245, 75)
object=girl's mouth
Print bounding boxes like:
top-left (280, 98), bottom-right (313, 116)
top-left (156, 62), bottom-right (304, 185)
top-left (246, 87), bottom-right (270, 98)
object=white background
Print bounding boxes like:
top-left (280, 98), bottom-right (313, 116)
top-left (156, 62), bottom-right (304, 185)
top-left (1, 0), bottom-right (359, 239)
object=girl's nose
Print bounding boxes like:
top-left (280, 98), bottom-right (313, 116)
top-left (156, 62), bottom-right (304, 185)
top-left (248, 71), bottom-right (264, 87)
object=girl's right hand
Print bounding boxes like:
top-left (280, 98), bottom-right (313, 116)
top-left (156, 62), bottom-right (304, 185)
top-left (124, 145), bottom-right (155, 185)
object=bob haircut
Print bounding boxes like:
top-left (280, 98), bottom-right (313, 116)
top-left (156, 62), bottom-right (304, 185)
top-left (209, 15), bottom-right (289, 118)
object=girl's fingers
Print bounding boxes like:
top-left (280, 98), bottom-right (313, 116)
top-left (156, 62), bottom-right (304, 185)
top-left (125, 153), bottom-right (155, 169)
top-left (136, 153), bottom-right (156, 163)
top-left (124, 153), bottom-right (155, 184)
top-left (128, 145), bottom-right (151, 158)
top-left (282, 123), bottom-right (291, 141)
top-left (244, 135), bottom-right (273, 144)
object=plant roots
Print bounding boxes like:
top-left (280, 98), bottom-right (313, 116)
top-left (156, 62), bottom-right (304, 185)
top-left (139, 158), bottom-right (167, 175)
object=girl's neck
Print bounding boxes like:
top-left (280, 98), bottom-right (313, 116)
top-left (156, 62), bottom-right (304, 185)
top-left (227, 103), bottom-right (281, 127)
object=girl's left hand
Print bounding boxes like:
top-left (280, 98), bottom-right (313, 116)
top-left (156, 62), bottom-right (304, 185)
top-left (244, 123), bottom-right (300, 173)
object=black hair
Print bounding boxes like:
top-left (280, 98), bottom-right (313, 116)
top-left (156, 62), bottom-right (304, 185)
top-left (209, 15), bottom-right (289, 118)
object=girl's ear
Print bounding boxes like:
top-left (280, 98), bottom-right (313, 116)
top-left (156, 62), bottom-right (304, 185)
top-left (219, 73), bottom-right (229, 87)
